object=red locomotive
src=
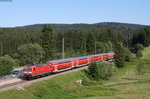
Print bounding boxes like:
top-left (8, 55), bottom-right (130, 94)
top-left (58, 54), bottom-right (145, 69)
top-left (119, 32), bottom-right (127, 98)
top-left (23, 52), bottom-right (115, 80)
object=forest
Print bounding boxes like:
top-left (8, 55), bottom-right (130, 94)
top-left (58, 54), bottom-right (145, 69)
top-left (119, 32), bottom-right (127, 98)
top-left (0, 22), bottom-right (150, 75)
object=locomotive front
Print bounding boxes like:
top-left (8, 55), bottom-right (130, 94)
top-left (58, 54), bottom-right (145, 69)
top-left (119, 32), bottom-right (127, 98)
top-left (23, 66), bottom-right (33, 79)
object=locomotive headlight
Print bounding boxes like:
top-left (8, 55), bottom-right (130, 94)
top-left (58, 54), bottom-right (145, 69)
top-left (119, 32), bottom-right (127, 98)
top-left (24, 71), bottom-right (32, 74)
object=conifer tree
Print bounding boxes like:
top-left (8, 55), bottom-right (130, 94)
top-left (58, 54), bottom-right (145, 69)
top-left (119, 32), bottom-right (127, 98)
top-left (114, 42), bottom-right (125, 67)
top-left (86, 32), bottom-right (96, 54)
top-left (40, 25), bottom-right (54, 61)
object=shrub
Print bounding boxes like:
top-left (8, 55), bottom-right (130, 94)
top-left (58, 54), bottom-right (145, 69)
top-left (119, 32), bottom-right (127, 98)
top-left (81, 71), bottom-right (99, 85)
top-left (136, 49), bottom-right (143, 58)
top-left (86, 61), bottom-right (117, 80)
top-left (135, 43), bottom-right (144, 52)
top-left (123, 47), bottom-right (132, 61)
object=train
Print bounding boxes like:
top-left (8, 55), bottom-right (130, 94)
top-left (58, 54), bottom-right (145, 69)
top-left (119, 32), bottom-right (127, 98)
top-left (23, 52), bottom-right (115, 80)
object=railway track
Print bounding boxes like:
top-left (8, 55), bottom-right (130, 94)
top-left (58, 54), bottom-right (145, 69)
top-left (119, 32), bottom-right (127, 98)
top-left (0, 66), bottom-right (88, 92)
top-left (0, 80), bottom-right (27, 90)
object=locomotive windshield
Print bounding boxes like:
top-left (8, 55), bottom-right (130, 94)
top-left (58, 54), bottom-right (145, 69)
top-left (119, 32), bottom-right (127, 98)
top-left (24, 68), bottom-right (32, 71)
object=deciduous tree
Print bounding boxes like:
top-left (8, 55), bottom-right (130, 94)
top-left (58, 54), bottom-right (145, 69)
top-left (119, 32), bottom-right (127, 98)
top-left (17, 43), bottom-right (44, 65)
top-left (0, 55), bottom-right (15, 76)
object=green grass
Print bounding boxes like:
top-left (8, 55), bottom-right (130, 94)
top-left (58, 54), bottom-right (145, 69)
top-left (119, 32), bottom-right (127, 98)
top-left (1, 46), bottom-right (150, 99)
top-left (142, 46), bottom-right (150, 59)
top-left (0, 71), bottom-right (117, 99)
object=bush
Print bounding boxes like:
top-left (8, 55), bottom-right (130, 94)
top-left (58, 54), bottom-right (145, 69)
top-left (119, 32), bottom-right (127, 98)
top-left (135, 43), bottom-right (144, 51)
top-left (86, 61), bottom-right (117, 80)
top-left (0, 55), bottom-right (16, 76)
top-left (81, 71), bottom-right (100, 85)
top-left (136, 49), bottom-right (143, 58)
top-left (123, 47), bottom-right (132, 61)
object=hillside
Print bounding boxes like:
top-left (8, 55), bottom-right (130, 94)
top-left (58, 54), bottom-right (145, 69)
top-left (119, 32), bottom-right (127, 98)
top-left (21, 22), bottom-right (146, 34)
top-left (1, 22), bottom-right (146, 58)
top-left (0, 46), bottom-right (150, 99)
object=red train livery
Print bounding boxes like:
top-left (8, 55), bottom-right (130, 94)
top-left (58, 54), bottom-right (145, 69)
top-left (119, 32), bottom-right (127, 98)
top-left (23, 52), bottom-right (115, 80)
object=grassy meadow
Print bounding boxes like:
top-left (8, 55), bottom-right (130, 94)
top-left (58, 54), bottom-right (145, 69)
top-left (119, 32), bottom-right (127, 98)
top-left (0, 46), bottom-right (150, 99)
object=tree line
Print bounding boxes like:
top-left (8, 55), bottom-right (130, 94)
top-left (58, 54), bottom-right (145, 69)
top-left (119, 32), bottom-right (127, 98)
top-left (132, 26), bottom-right (150, 47)
top-left (0, 25), bottom-right (150, 76)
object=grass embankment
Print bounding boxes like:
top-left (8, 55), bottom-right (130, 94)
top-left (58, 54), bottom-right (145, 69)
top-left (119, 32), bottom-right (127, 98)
top-left (0, 71), bottom-right (116, 99)
top-left (0, 46), bottom-right (150, 99)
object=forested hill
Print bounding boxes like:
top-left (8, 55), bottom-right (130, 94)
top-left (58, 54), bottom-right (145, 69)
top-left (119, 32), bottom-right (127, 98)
top-left (0, 22), bottom-right (150, 66)
top-left (21, 22), bottom-right (146, 34)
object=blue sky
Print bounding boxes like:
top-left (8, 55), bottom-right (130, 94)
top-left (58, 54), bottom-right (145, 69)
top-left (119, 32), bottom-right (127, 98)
top-left (0, 0), bottom-right (150, 27)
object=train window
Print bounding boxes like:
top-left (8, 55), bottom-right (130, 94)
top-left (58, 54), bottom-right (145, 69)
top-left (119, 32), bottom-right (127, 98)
top-left (92, 56), bottom-right (98, 58)
top-left (24, 68), bottom-right (32, 71)
top-left (79, 58), bottom-right (86, 60)
top-left (58, 61), bottom-right (70, 64)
